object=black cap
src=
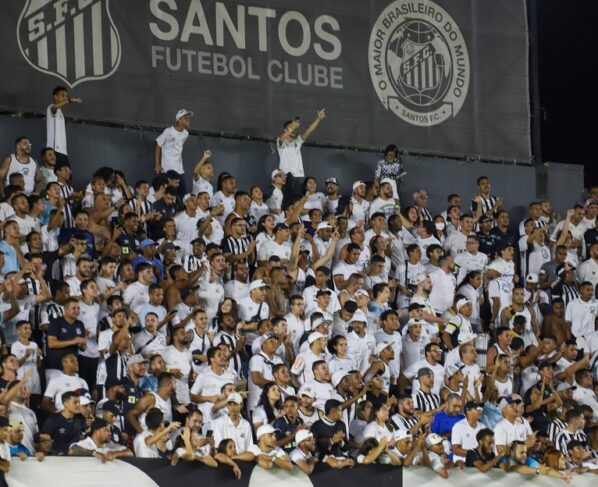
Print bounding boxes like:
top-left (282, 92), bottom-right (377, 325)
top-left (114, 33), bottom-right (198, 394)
top-left (316, 289), bottom-right (332, 298)
top-left (274, 223), bottom-right (289, 232)
top-left (408, 303), bottom-right (424, 311)
top-left (495, 240), bottom-right (514, 252)
top-left (101, 400), bottom-right (121, 416)
top-left (464, 401), bottom-right (484, 412)
top-left (90, 418), bottom-right (109, 432)
top-left (538, 361), bottom-right (555, 370)
top-left (0, 417), bottom-right (9, 428)
top-left (479, 215), bottom-right (493, 224)
top-left (104, 377), bottom-right (123, 390)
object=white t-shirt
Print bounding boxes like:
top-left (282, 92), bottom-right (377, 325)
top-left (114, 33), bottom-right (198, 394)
top-left (123, 281), bottom-right (150, 314)
top-left (451, 418), bottom-right (486, 462)
top-left (78, 301), bottom-right (100, 359)
top-left (565, 298), bottom-right (598, 338)
top-left (162, 345), bottom-right (193, 404)
top-left (44, 373), bottom-right (89, 411)
top-left (212, 414), bottom-right (254, 453)
top-left (134, 430), bottom-right (171, 458)
top-left (494, 418), bottom-right (519, 447)
top-left (46, 105), bottom-right (67, 154)
top-left (278, 136), bottom-right (304, 177)
top-left (156, 126), bottom-right (189, 174)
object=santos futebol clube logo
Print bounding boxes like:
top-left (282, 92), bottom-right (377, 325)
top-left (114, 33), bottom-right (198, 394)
top-left (368, 0), bottom-right (470, 127)
top-left (17, 0), bottom-right (122, 88)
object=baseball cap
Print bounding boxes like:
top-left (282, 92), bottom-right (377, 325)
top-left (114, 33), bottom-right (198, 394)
top-left (464, 401), bottom-right (484, 412)
top-left (349, 310), bottom-right (367, 324)
top-left (90, 418), bottom-right (109, 433)
top-left (408, 303), bottom-right (424, 311)
top-left (311, 317), bottom-right (331, 330)
top-left (479, 215), bottom-right (493, 224)
top-left (331, 371), bottom-right (351, 388)
top-left (175, 108), bottom-right (193, 121)
top-left (456, 298), bottom-right (471, 310)
top-left (256, 424), bottom-right (279, 439)
top-left (352, 180), bottom-right (366, 191)
top-left (80, 394), bottom-right (95, 406)
top-left (425, 433), bottom-right (443, 447)
top-left (101, 400), bottom-right (121, 416)
top-left (584, 199), bottom-right (598, 208)
top-left (249, 279), bottom-right (267, 291)
top-left (457, 332), bottom-right (477, 344)
top-left (380, 178), bottom-right (394, 186)
top-left (271, 169), bottom-right (284, 180)
top-left (127, 354), bottom-right (149, 367)
top-left (487, 260), bottom-right (504, 273)
top-left (299, 386), bottom-right (316, 398)
top-left (182, 194), bottom-right (194, 203)
top-left (0, 417), bottom-right (9, 428)
top-left (307, 332), bottom-right (328, 344)
top-left (417, 367), bottom-right (434, 378)
top-left (140, 239), bottom-right (157, 249)
top-left (315, 289), bottom-right (332, 298)
top-left (414, 274), bottom-right (429, 285)
top-left (394, 429), bottom-right (412, 442)
top-left (444, 364), bottom-right (461, 378)
top-left (325, 177), bottom-right (338, 185)
top-left (526, 273), bottom-right (539, 284)
top-left (556, 383), bottom-right (577, 392)
top-left (354, 289), bottom-right (369, 298)
top-left (295, 430), bottom-right (314, 444)
top-left (407, 318), bottom-right (423, 327)
top-left (161, 242), bottom-right (180, 251)
top-left (499, 396), bottom-right (522, 412)
top-left (375, 341), bottom-right (392, 356)
top-left (316, 222), bottom-right (333, 231)
top-left (227, 392), bottom-right (243, 404)
top-left (495, 240), bottom-right (514, 253)
top-left (260, 332), bottom-right (278, 347)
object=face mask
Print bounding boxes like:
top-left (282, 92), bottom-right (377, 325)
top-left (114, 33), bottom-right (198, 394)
top-left (435, 222), bottom-right (445, 231)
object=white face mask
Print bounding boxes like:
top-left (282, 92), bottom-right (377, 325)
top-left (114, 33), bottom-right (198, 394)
top-left (435, 222), bottom-right (445, 231)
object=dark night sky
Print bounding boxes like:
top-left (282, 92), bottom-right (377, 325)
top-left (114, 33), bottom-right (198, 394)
top-left (534, 0), bottom-right (598, 186)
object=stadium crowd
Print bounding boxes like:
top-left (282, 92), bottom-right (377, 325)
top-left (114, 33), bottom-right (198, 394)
top-left (0, 86), bottom-right (595, 482)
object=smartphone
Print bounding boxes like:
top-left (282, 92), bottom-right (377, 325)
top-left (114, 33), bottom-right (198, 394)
top-left (206, 430), bottom-right (213, 438)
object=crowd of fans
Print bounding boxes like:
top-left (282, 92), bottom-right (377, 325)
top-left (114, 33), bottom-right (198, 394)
top-left (0, 86), bottom-right (595, 483)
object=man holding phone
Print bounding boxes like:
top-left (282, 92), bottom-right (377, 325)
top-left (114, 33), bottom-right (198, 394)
top-left (277, 109), bottom-right (326, 198)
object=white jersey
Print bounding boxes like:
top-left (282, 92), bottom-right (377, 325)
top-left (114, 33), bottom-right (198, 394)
top-left (46, 105), bottom-right (67, 154)
top-left (156, 126), bottom-right (188, 174)
top-left (278, 136), bottom-right (304, 177)
top-left (5, 154), bottom-right (37, 194)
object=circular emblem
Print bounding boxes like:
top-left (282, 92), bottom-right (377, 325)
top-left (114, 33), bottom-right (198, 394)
top-left (368, 0), bottom-right (470, 126)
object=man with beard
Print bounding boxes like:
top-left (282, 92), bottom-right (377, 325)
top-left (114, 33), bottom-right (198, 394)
top-left (162, 325), bottom-right (194, 407)
top-left (0, 136), bottom-right (41, 195)
top-left (127, 372), bottom-right (178, 434)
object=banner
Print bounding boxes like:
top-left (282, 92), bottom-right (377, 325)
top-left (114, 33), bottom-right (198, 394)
top-left (0, 0), bottom-right (530, 162)
top-left (8, 458), bottom-right (596, 487)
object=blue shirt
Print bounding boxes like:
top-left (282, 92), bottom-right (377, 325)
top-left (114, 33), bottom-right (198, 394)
top-left (0, 240), bottom-right (19, 274)
top-left (481, 401), bottom-right (503, 429)
top-left (139, 374), bottom-right (158, 393)
top-left (430, 411), bottom-right (465, 436)
top-left (131, 255), bottom-right (164, 282)
top-left (9, 443), bottom-right (31, 457)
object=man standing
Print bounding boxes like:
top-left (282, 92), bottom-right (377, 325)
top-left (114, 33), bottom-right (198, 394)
top-left (277, 110), bottom-right (326, 196)
top-left (154, 109), bottom-right (193, 194)
top-left (46, 86), bottom-right (81, 163)
top-left (0, 137), bottom-right (41, 195)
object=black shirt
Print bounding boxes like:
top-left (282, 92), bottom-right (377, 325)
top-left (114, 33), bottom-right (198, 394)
top-left (477, 231), bottom-right (497, 258)
top-left (121, 376), bottom-right (143, 434)
top-left (45, 318), bottom-right (86, 370)
top-left (311, 417), bottom-right (349, 460)
top-left (42, 413), bottom-right (86, 455)
top-left (466, 448), bottom-right (496, 467)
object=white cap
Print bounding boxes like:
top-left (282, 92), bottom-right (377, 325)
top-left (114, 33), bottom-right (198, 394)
top-left (380, 178), bottom-right (394, 186)
top-left (227, 392), bottom-right (243, 404)
top-left (175, 108), bottom-right (193, 121)
top-left (414, 274), bottom-right (429, 285)
top-left (425, 433), bottom-right (443, 447)
top-left (331, 371), bottom-right (350, 388)
top-left (256, 424), bottom-right (279, 439)
top-left (249, 279), bottom-right (267, 291)
top-left (352, 180), bottom-right (366, 191)
top-left (311, 317), bottom-right (331, 330)
top-left (457, 332), bottom-right (477, 344)
top-left (296, 430), bottom-right (314, 444)
top-left (182, 194), bottom-right (193, 203)
top-left (349, 310), bottom-right (367, 324)
top-left (307, 331), bottom-right (328, 344)
top-left (354, 289), bottom-right (369, 298)
top-left (394, 429), bottom-right (412, 442)
top-left (316, 222), bottom-right (333, 231)
top-left (487, 260), bottom-right (503, 274)
top-left (271, 169), bottom-right (284, 180)
top-left (456, 298), bottom-right (471, 310)
top-left (298, 385), bottom-right (316, 398)
top-left (80, 394), bottom-right (95, 406)
top-left (375, 341), bottom-right (392, 356)
top-left (407, 318), bottom-right (423, 327)
top-left (526, 273), bottom-right (539, 284)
